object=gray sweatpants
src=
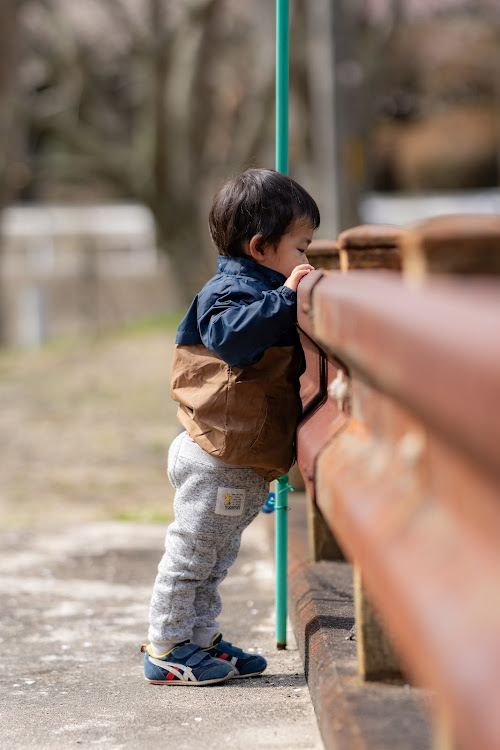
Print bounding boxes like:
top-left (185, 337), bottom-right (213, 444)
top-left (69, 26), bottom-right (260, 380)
top-left (148, 431), bottom-right (269, 650)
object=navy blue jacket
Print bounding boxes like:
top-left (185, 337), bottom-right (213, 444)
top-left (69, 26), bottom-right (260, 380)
top-left (171, 255), bottom-right (304, 480)
top-left (176, 256), bottom-right (299, 368)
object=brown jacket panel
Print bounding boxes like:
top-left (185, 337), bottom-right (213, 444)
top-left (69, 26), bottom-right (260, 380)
top-left (171, 343), bottom-right (302, 481)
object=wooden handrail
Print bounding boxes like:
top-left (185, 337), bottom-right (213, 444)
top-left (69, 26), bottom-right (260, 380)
top-left (296, 215), bottom-right (500, 750)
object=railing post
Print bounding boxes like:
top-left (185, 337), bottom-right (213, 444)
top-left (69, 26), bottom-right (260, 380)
top-left (307, 499), bottom-right (344, 562)
top-left (354, 564), bottom-right (402, 682)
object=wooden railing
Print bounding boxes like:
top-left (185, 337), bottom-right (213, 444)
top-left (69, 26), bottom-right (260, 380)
top-left (296, 215), bottom-right (500, 750)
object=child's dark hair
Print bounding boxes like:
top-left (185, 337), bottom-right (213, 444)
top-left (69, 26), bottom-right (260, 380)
top-left (209, 168), bottom-right (320, 258)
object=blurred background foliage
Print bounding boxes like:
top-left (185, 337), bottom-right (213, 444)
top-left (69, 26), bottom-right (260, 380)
top-left (0, 0), bottom-right (499, 298)
top-left (0, 0), bottom-right (498, 527)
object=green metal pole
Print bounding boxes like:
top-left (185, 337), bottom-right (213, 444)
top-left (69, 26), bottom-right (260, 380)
top-left (275, 0), bottom-right (289, 650)
top-left (275, 0), bottom-right (289, 176)
top-left (275, 474), bottom-right (290, 649)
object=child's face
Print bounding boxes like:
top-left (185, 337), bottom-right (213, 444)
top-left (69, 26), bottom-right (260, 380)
top-left (257, 220), bottom-right (313, 279)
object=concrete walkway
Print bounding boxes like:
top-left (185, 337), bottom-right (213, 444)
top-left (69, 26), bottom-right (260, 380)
top-left (0, 509), bottom-right (323, 750)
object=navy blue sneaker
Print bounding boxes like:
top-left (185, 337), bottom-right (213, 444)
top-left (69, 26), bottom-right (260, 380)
top-left (142, 641), bottom-right (234, 685)
top-left (203, 633), bottom-right (267, 678)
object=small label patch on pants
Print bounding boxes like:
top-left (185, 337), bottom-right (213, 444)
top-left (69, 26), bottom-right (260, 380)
top-left (215, 487), bottom-right (245, 516)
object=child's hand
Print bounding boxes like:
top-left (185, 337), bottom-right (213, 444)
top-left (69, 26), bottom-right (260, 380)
top-left (284, 264), bottom-right (315, 292)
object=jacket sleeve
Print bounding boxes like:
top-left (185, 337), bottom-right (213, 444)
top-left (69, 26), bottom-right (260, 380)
top-left (197, 283), bottom-right (297, 368)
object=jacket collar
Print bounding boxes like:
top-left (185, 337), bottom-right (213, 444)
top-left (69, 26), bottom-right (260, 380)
top-left (216, 255), bottom-right (287, 288)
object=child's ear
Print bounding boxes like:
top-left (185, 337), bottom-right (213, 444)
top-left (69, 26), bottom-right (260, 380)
top-left (249, 234), bottom-right (266, 262)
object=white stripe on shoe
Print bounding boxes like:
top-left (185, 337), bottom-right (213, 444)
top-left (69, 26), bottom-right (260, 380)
top-left (148, 657), bottom-right (196, 681)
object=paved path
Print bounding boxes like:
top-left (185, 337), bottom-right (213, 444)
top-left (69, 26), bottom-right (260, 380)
top-left (0, 511), bottom-right (323, 750)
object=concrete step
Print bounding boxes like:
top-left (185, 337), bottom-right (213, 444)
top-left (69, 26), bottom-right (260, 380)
top-left (286, 492), bottom-right (433, 750)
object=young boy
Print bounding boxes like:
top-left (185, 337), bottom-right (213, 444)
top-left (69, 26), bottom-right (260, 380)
top-left (142, 168), bottom-right (320, 685)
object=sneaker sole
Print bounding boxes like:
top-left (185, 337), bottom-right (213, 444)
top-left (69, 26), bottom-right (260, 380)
top-left (229, 668), bottom-right (266, 679)
top-left (145, 673), bottom-right (234, 686)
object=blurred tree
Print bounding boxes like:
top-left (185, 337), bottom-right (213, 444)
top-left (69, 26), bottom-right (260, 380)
top-left (14, 0), bottom-right (313, 298)
top-left (361, 0), bottom-right (500, 191)
top-left (0, 0), bottom-right (21, 206)
top-left (0, 0), bottom-right (22, 344)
